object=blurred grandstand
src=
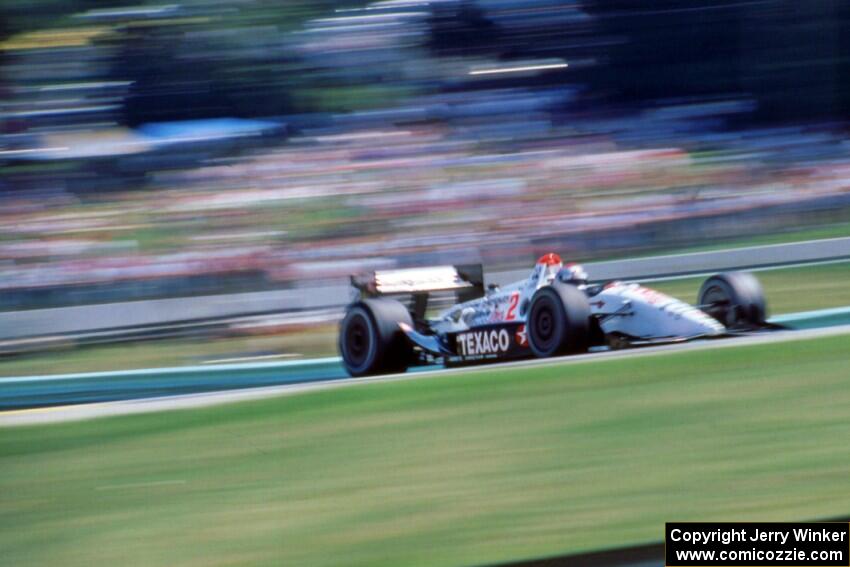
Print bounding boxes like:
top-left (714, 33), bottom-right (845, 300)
top-left (1, 0), bottom-right (850, 315)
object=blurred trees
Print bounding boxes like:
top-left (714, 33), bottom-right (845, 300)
top-left (109, 1), bottom-right (360, 124)
top-left (0, 0), bottom-right (362, 126)
top-left (739, 1), bottom-right (850, 123)
top-left (114, 21), bottom-right (300, 125)
top-left (428, 0), bottom-right (504, 57)
top-left (587, 0), bottom-right (850, 123)
top-left (1, 0), bottom-right (849, 126)
top-left (587, 0), bottom-right (744, 101)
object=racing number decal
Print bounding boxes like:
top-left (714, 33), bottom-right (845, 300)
top-left (505, 291), bottom-right (520, 321)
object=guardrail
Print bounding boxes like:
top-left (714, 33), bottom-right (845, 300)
top-left (0, 357), bottom-right (344, 410)
top-left (491, 236), bottom-right (850, 284)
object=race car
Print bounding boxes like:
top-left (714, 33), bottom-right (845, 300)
top-left (338, 253), bottom-right (771, 376)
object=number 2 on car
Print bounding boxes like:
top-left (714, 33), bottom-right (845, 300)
top-left (505, 291), bottom-right (519, 321)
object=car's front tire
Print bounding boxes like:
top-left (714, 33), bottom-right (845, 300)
top-left (527, 282), bottom-right (591, 358)
top-left (698, 272), bottom-right (767, 328)
top-left (339, 298), bottom-right (414, 377)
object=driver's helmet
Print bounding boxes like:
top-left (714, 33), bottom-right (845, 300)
top-left (535, 252), bottom-right (563, 282)
top-left (562, 262), bottom-right (588, 286)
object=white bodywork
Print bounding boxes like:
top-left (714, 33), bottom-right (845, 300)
top-left (431, 264), bottom-right (724, 341)
top-left (588, 281), bottom-right (724, 339)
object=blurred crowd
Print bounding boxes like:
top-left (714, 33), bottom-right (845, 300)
top-left (1, 0), bottom-right (850, 310)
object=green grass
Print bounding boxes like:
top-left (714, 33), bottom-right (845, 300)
top-left (0, 328), bottom-right (338, 378)
top-left (3, 334), bottom-right (850, 567)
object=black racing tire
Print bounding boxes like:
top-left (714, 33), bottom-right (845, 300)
top-left (698, 272), bottom-right (767, 328)
top-left (527, 282), bottom-right (591, 358)
top-left (339, 298), bottom-right (414, 377)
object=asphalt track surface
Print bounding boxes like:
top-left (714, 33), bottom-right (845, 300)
top-left (2, 322), bottom-right (849, 426)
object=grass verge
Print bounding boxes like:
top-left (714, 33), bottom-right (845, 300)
top-left (2, 333), bottom-right (850, 567)
top-left (0, 326), bottom-right (338, 377)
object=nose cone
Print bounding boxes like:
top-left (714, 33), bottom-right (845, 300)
top-left (682, 309), bottom-right (725, 336)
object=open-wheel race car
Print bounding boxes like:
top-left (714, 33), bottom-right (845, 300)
top-left (338, 253), bottom-right (773, 377)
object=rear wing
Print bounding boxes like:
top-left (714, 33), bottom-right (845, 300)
top-left (351, 264), bottom-right (484, 305)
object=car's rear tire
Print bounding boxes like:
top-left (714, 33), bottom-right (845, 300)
top-left (527, 282), bottom-right (591, 358)
top-left (339, 298), bottom-right (414, 377)
top-left (698, 272), bottom-right (767, 328)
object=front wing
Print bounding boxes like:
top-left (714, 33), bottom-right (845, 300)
top-left (401, 322), bottom-right (532, 365)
